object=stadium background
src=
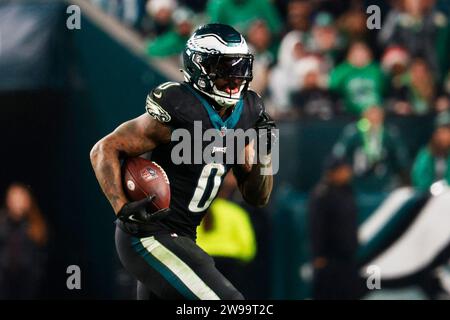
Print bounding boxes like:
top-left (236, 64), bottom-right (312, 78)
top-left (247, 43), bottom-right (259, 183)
top-left (0, 0), bottom-right (449, 299)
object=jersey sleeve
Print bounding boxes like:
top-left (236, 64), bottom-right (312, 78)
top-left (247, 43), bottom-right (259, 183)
top-left (145, 82), bottom-right (183, 127)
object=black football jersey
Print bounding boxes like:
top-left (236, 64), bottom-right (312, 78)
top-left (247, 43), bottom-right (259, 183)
top-left (144, 81), bottom-right (263, 239)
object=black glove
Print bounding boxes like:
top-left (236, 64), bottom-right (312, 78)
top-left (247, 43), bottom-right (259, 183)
top-left (255, 110), bottom-right (277, 154)
top-left (117, 195), bottom-right (170, 224)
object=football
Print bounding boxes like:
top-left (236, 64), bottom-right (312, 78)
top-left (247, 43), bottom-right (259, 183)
top-left (122, 157), bottom-right (171, 212)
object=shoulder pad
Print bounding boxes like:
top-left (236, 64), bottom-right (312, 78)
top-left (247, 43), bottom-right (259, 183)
top-left (145, 95), bottom-right (172, 123)
top-left (246, 89), bottom-right (265, 117)
top-left (145, 82), bottom-right (182, 124)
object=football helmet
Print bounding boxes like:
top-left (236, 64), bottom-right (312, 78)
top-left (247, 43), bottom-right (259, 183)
top-left (182, 23), bottom-right (254, 108)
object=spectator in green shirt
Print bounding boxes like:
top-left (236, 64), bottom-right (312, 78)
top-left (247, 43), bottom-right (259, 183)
top-left (146, 7), bottom-right (195, 58)
top-left (206, 0), bottom-right (282, 36)
top-left (411, 111), bottom-right (450, 191)
top-left (329, 42), bottom-right (386, 115)
top-left (333, 106), bottom-right (410, 192)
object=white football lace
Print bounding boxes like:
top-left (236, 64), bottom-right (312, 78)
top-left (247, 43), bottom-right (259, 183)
top-left (152, 162), bottom-right (170, 185)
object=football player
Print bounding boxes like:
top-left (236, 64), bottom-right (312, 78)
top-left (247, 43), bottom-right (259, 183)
top-left (90, 23), bottom-right (276, 300)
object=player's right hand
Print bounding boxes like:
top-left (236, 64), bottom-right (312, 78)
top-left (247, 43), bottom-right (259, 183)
top-left (117, 196), bottom-right (170, 224)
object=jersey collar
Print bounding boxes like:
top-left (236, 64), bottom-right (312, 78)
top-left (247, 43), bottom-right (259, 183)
top-left (183, 84), bottom-right (244, 132)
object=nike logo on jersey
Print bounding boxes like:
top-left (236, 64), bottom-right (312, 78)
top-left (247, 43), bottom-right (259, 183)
top-left (128, 215), bottom-right (141, 222)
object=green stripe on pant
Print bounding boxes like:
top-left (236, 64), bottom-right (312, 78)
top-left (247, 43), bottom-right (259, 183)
top-left (132, 236), bottom-right (220, 300)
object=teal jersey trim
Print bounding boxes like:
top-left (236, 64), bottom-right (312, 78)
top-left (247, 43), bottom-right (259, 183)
top-left (183, 84), bottom-right (244, 131)
top-left (131, 237), bottom-right (198, 300)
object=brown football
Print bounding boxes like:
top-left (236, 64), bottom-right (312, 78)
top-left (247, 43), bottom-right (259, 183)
top-left (122, 157), bottom-right (170, 212)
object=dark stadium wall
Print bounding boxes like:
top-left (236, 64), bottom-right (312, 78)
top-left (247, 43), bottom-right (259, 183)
top-left (63, 14), bottom-right (169, 298)
top-left (0, 90), bottom-right (67, 299)
top-left (0, 2), bottom-right (76, 299)
top-left (0, 2), bottom-right (170, 298)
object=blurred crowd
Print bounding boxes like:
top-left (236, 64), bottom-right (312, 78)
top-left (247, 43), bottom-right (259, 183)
top-left (90, 0), bottom-right (449, 117)
top-left (0, 183), bottom-right (48, 299)
top-left (90, 0), bottom-right (450, 195)
top-left (90, 0), bottom-right (450, 299)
